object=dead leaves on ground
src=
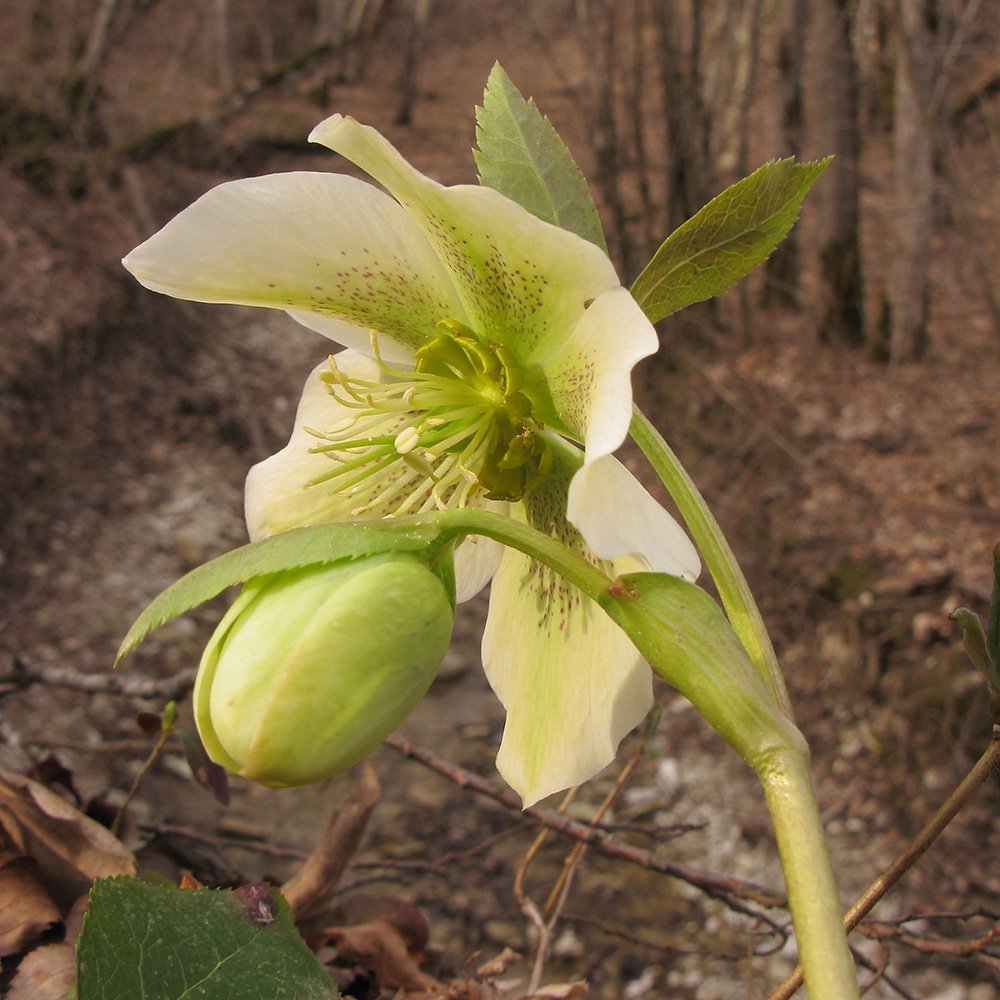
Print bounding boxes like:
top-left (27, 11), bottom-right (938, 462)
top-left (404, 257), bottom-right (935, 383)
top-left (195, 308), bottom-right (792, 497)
top-left (0, 762), bottom-right (137, 992)
top-left (0, 758), bottom-right (592, 1000)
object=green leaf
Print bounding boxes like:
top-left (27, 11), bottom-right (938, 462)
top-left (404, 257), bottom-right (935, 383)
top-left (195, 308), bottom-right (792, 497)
top-left (631, 157), bottom-right (831, 324)
top-left (950, 607), bottom-right (991, 678)
top-left (474, 62), bottom-right (607, 252)
top-left (76, 877), bottom-right (337, 1000)
top-left (116, 521), bottom-right (443, 662)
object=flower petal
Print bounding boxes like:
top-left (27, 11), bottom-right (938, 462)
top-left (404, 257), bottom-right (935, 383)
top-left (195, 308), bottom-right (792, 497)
top-left (542, 286), bottom-right (658, 460)
top-left (480, 440), bottom-right (652, 806)
top-left (453, 532), bottom-right (505, 604)
top-left (567, 453), bottom-right (701, 581)
top-left (245, 352), bottom-right (390, 540)
top-left (310, 115), bottom-right (622, 368)
top-left (123, 172), bottom-right (465, 363)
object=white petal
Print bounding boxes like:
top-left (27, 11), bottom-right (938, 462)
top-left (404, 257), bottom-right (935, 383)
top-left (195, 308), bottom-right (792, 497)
top-left (567, 454), bottom-right (701, 581)
top-left (310, 115), bottom-right (622, 370)
top-left (244, 352), bottom-right (386, 540)
top-left (480, 439), bottom-right (652, 806)
top-left (542, 287), bottom-right (658, 461)
top-left (452, 532), bottom-right (505, 604)
top-left (123, 172), bottom-right (465, 364)
top-left (482, 520), bottom-right (651, 808)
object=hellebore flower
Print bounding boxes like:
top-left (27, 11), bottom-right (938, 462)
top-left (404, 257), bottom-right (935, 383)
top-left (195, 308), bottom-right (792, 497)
top-left (123, 114), bottom-right (700, 805)
top-left (196, 555), bottom-right (454, 787)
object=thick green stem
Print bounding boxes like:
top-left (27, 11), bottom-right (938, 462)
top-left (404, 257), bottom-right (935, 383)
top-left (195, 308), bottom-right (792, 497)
top-left (760, 751), bottom-right (859, 999)
top-left (629, 406), bottom-right (792, 717)
top-left (415, 507), bottom-right (613, 602)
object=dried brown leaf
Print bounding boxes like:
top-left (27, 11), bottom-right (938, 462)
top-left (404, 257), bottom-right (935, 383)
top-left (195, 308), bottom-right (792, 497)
top-left (476, 948), bottom-right (521, 978)
top-left (326, 919), bottom-right (439, 991)
top-left (0, 765), bottom-right (136, 910)
top-left (524, 982), bottom-right (588, 999)
top-left (5, 943), bottom-right (76, 1000)
top-left (0, 857), bottom-right (61, 956)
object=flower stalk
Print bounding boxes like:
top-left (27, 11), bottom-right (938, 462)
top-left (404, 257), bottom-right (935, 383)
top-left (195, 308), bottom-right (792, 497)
top-left (629, 404), bottom-right (792, 717)
top-left (627, 407), bottom-right (859, 999)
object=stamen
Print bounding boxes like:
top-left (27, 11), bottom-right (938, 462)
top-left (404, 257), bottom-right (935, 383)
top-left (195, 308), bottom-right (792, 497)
top-left (303, 323), bottom-right (553, 515)
top-left (394, 427), bottom-right (420, 454)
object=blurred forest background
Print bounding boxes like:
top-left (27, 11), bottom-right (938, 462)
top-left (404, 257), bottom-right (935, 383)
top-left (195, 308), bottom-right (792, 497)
top-left (2, 0), bottom-right (1000, 997)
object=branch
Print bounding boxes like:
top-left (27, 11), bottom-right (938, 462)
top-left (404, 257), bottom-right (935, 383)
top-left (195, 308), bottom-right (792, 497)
top-left (1, 656), bottom-right (197, 701)
top-left (384, 733), bottom-right (785, 910)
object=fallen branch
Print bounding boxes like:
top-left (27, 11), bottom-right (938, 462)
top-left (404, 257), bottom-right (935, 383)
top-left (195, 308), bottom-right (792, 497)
top-left (1, 656), bottom-right (197, 701)
top-left (384, 733), bottom-right (785, 910)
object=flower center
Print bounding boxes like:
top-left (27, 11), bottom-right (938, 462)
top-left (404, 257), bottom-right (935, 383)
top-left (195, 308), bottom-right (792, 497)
top-left (304, 321), bottom-right (552, 515)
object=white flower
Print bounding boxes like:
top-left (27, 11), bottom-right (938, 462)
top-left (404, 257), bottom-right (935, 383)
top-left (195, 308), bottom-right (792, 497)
top-left (124, 114), bottom-right (700, 806)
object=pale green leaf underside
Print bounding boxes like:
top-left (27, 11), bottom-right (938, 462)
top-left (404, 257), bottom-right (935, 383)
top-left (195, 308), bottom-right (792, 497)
top-left (77, 877), bottom-right (336, 1000)
top-left (116, 522), bottom-right (441, 662)
top-left (631, 157), bottom-right (831, 324)
top-left (475, 62), bottom-right (607, 252)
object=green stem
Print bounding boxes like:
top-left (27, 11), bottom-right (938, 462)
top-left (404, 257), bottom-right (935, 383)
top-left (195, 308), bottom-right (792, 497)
top-left (416, 507), bottom-right (613, 603)
top-left (760, 750), bottom-right (859, 999)
top-left (629, 405), bottom-right (792, 717)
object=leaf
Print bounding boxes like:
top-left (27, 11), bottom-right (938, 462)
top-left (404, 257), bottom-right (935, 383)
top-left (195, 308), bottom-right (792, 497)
top-left (949, 607), bottom-right (990, 678)
top-left (6, 943), bottom-right (76, 1000)
top-left (474, 62), bottom-right (607, 252)
top-left (116, 520), bottom-right (443, 662)
top-left (631, 157), bottom-right (831, 324)
top-left (0, 766), bottom-right (136, 910)
top-left (76, 878), bottom-right (338, 1000)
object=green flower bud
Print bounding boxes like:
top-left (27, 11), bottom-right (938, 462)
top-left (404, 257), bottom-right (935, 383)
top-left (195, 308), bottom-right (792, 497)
top-left (193, 554), bottom-right (454, 787)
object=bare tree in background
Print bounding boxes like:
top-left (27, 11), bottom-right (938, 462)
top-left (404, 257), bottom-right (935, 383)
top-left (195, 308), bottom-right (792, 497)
top-left (650, 0), bottom-right (714, 233)
top-left (885, 0), bottom-right (937, 362)
top-left (802, 0), bottom-right (864, 346)
top-left (762, 0), bottom-right (809, 308)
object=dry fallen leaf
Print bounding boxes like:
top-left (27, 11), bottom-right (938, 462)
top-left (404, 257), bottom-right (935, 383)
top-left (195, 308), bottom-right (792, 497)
top-left (0, 855), bottom-right (61, 956)
top-left (325, 919), bottom-right (440, 991)
top-left (0, 765), bottom-right (136, 911)
top-left (5, 943), bottom-right (76, 1000)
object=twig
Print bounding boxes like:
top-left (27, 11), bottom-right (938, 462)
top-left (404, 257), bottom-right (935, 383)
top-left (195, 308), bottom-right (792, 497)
top-left (768, 728), bottom-right (1000, 999)
top-left (142, 822), bottom-right (311, 861)
top-left (2, 656), bottom-right (197, 700)
top-left (384, 733), bottom-right (785, 909)
top-left (850, 944), bottom-right (917, 1000)
top-left (281, 762), bottom-right (380, 923)
top-left (859, 921), bottom-right (1000, 960)
top-left (110, 711), bottom-right (174, 837)
top-left (524, 749), bottom-right (644, 994)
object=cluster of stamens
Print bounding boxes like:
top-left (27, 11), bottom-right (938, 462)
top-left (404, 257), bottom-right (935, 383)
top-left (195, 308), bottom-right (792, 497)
top-left (303, 322), bottom-right (552, 516)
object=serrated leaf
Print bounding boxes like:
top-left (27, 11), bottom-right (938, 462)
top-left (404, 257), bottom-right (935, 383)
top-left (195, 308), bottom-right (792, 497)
top-left (474, 62), bottom-right (607, 252)
top-left (76, 877), bottom-right (337, 1000)
top-left (116, 521), bottom-right (442, 662)
top-left (631, 157), bottom-right (831, 324)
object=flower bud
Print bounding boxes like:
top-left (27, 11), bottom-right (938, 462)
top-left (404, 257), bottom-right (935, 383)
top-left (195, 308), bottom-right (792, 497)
top-left (193, 554), bottom-right (454, 786)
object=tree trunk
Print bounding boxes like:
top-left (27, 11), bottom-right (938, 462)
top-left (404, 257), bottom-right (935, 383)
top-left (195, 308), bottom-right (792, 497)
top-left (802, 0), bottom-right (864, 346)
top-left (762, 0), bottom-right (808, 308)
top-left (886, 0), bottom-right (936, 362)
